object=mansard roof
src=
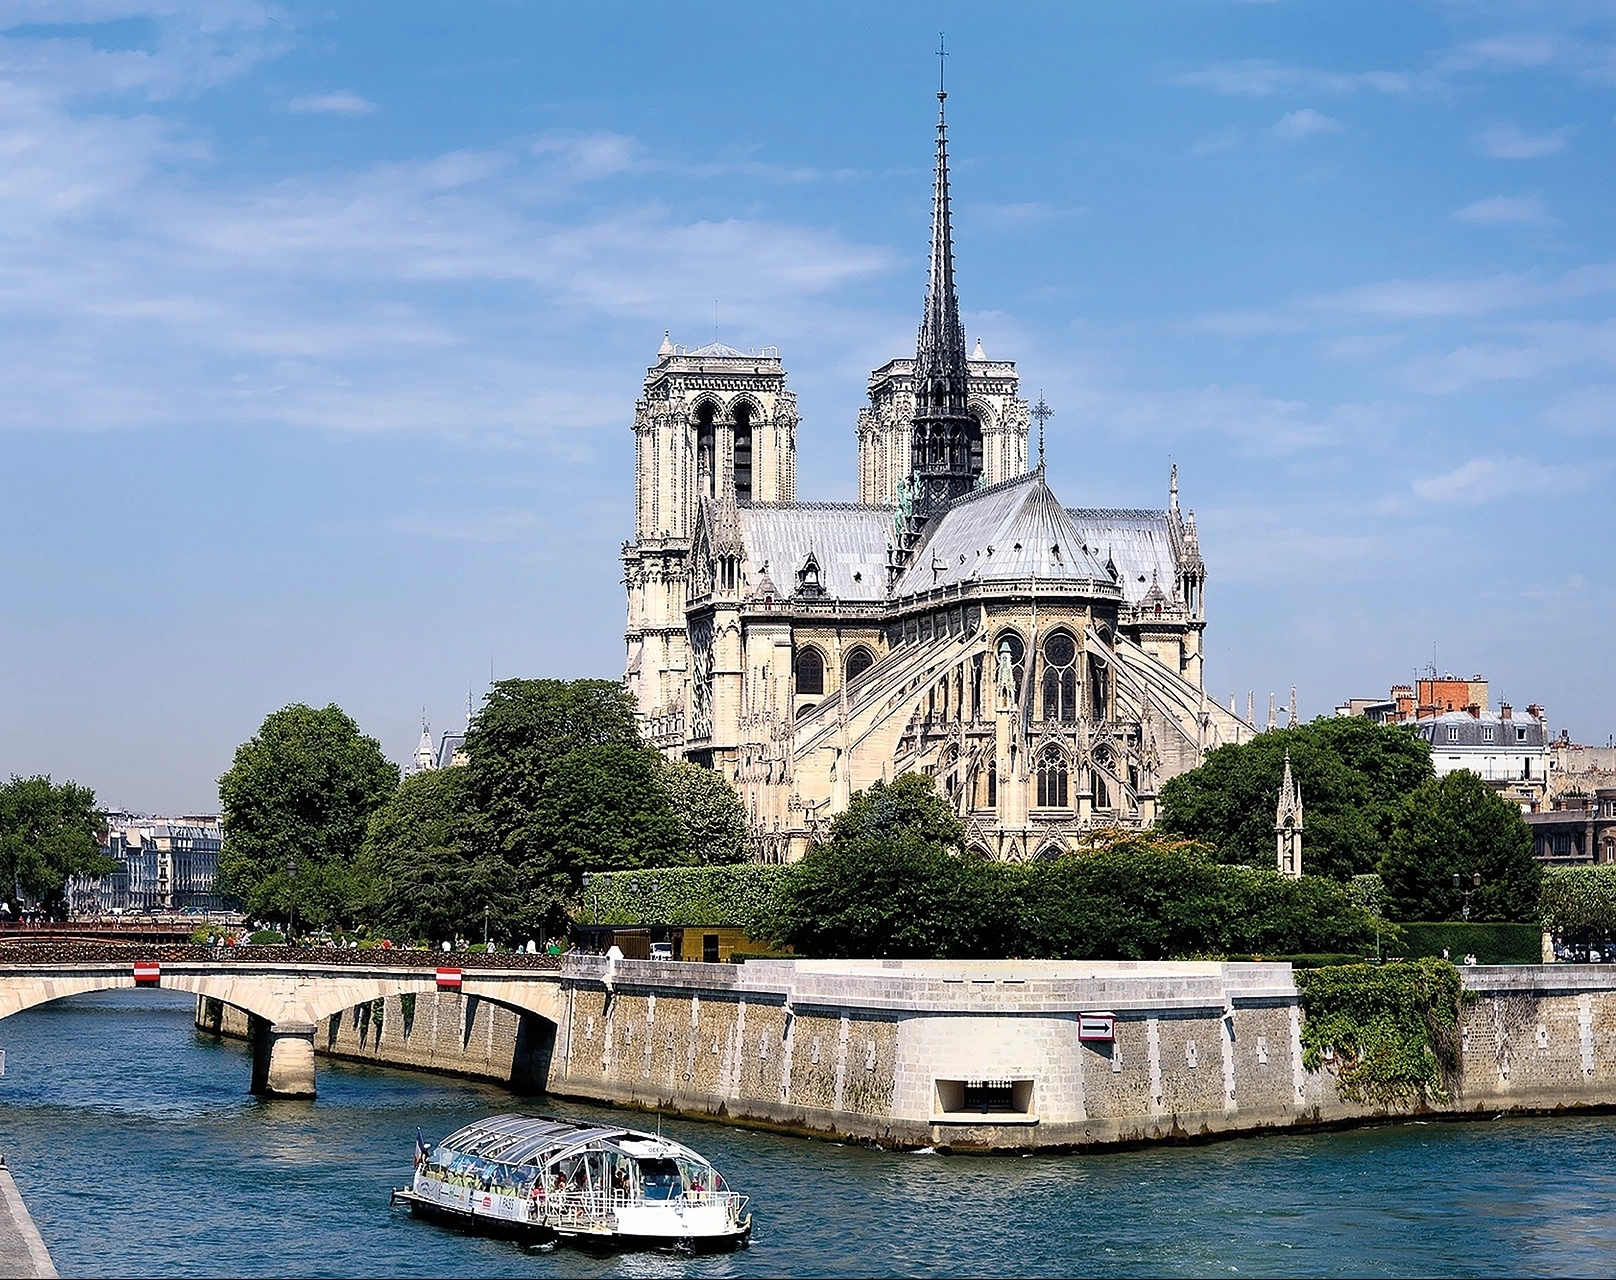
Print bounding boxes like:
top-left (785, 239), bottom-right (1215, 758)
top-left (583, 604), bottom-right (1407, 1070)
top-left (1065, 507), bottom-right (1180, 607)
top-left (739, 503), bottom-right (890, 602)
top-left (892, 471), bottom-right (1118, 597)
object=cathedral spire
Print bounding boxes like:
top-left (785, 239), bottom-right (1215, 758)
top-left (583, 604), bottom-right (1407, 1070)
top-left (908, 41), bottom-right (980, 522)
top-left (918, 65), bottom-right (965, 377)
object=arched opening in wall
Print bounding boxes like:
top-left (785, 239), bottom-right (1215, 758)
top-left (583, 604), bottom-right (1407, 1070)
top-left (1041, 631), bottom-right (1078, 722)
top-left (995, 632), bottom-right (1025, 700)
top-left (966, 414), bottom-right (984, 481)
top-left (795, 702), bottom-right (817, 721)
top-left (795, 646), bottom-right (824, 697)
top-left (695, 402), bottom-right (717, 501)
top-left (986, 757), bottom-right (997, 808)
top-left (1035, 747), bottom-right (1069, 809)
top-left (732, 402), bottom-right (753, 502)
top-left (1089, 654), bottom-right (1109, 721)
top-left (1092, 751), bottom-right (1112, 809)
top-left (845, 646), bottom-right (875, 686)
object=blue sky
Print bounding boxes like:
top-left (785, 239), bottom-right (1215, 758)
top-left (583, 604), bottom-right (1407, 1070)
top-left (3, 0), bottom-right (1614, 812)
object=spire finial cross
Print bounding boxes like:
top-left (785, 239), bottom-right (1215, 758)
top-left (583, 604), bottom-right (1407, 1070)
top-left (936, 32), bottom-right (948, 98)
top-left (1030, 392), bottom-right (1053, 470)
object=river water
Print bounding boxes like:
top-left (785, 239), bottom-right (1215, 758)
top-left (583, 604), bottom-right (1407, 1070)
top-left (0, 990), bottom-right (1613, 1277)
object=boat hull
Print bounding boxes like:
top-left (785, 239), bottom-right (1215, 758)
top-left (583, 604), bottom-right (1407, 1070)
top-left (392, 1188), bottom-right (751, 1253)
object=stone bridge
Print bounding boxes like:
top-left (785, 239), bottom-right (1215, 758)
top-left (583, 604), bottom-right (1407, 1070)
top-left (0, 947), bottom-right (565, 1097)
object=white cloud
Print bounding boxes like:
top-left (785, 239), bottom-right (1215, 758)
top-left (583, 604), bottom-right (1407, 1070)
top-left (1272, 108), bottom-right (1344, 139)
top-left (1476, 123), bottom-right (1571, 158)
top-left (1541, 384), bottom-right (1616, 434)
top-left (1318, 263), bottom-right (1616, 320)
top-left (1401, 319), bottom-right (1616, 393)
top-left (1453, 194), bottom-right (1551, 224)
top-left (1411, 455), bottom-right (1586, 504)
top-left (1173, 60), bottom-right (1416, 97)
top-left (967, 201), bottom-right (1084, 229)
top-left (289, 90), bottom-right (377, 115)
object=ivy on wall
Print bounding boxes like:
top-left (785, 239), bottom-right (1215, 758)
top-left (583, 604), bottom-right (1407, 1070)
top-left (1296, 958), bottom-right (1463, 1107)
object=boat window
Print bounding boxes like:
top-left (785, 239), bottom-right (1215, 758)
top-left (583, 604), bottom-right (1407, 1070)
top-left (637, 1158), bottom-right (684, 1201)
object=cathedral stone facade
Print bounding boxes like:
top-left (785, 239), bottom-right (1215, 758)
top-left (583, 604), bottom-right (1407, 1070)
top-left (622, 87), bottom-right (1252, 862)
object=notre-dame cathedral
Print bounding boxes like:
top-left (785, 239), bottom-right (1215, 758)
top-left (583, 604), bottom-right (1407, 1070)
top-left (622, 85), bottom-right (1253, 862)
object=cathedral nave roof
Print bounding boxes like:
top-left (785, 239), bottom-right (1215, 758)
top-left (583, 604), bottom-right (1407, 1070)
top-left (1064, 507), bottom-right (1181, 607)
top-left (738, 504), bottom-right (891, 602)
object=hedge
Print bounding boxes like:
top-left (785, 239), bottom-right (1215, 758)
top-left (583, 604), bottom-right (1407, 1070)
top-left (1394, 921), bottom-right (1543, 965)
top-left (578, 865), bottom-right (786, 934)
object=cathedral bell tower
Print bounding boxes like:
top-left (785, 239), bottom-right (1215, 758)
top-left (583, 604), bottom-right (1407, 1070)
top-left (907, 74), bottom-right (980, 525)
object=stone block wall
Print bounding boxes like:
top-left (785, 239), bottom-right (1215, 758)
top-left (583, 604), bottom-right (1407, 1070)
top-left (192, 960), bottom-right (1616, 1152)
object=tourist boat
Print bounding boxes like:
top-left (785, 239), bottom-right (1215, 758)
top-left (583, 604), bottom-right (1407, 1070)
top-left (390, 1113), bottom-right (752, 1250)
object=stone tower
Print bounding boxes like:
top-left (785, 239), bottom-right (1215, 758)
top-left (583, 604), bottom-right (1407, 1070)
top-left (1275, 751), bottom-right (1303, 878)
top-left (622, 337), bottom-right (798, 736)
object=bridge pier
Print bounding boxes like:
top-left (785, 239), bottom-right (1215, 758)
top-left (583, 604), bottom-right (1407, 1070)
top-left (249, 1018), bottom-right (317, 1098)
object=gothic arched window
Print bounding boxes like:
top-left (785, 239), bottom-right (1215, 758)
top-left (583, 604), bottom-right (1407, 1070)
top-left (732, 401), bottom-right (753, 503)
top-left (995, 632), bottom-right (1025, 699)
top-left (966, 414), bottom-right (984, 480)
top-left (795, 646), bottom-right (824, 696)
top-left (1041, 631), bottom-right (1078, 722)
top-left (1036, 747), bottom-right (1069, 809)
top-left (694, 402), bottom-right (717, 501)
top-left (845, 646), bottom-right (875, 685)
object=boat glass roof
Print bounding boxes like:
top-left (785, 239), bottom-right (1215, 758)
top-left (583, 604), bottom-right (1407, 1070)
top-left (435, 1113), bottom-right (711, 1167)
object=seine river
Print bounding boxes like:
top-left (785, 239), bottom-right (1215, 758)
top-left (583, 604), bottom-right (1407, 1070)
top-left (1, 991), bottom-right (1614, 1278)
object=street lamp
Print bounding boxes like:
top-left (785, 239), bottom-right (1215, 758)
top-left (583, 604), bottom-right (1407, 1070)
top-left (1454, 870), bottom-right (1482, 922)
top-left (483, 904), bottom-right (491, 950)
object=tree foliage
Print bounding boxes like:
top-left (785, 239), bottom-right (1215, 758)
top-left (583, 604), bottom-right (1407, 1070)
top-left (763, 775), bottom-right (1384, 960)
top-left (655, 757), bottom-right (748, 865)
top-left (825, 773), bottom-right (966, 850)
top-left (1538, 865), bottom-right (1616, 935)
top-left (218, 703), bottom-right (397, 926)
top-left (0, 775), bottom-right (110, 915)
top-left (1377, 771), bottom-right (1541, 923)
top-left (358, 766), bottom-right (518, 942)
top-left (1158, 718), bottom-right (1433, 880)
top-left (462, 678), bottom-right (639, 861)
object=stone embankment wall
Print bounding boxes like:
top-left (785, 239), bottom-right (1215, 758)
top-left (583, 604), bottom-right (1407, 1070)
top-left (197, 990), bottom-right (553, 1090)
top-left (197, 958), bottom-right (1616, 1151)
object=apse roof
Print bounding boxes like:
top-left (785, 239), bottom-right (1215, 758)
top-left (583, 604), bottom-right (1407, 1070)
top-left (892, 471), bottom-right (1117, 597)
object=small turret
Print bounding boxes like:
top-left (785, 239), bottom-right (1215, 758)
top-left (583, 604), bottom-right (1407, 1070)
top-left (1275, 751), bottom-right (1303, 878)
top-left (413, 720), bottom-right (435, 774)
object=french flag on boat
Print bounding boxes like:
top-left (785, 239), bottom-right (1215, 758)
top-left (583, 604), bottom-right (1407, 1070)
top-left (133, 962), bottom-right (160, 986)
top-left (414, 1128), bottom-right (429, 1169)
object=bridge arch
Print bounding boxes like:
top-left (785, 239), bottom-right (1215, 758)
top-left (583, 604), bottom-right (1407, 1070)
top-left (0, 963), bottom-right (567, 1100)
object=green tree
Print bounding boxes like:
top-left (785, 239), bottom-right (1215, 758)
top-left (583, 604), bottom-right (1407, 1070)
top-left (0, 775), bottom-right (111, 916)
top-left (218, 703), bottom-right (398, 929)
top-left (462, 678), bottom-right (640, 865)
top-left (532, 745), bottom-right (686, 881)
top-left (1377, 770), bottom-right (1541, 922)
top-left (655, 757), bottom-right (748, 864)
top-left (1158, 717), bottom-right (1434, 880)
top-left (358, 766), bottom-right (513, 942)
top-left (824, 773), bottom-right (966, 850)
top-left (771, 832), bottom-right (1013, 958)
